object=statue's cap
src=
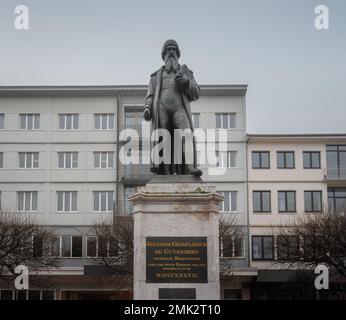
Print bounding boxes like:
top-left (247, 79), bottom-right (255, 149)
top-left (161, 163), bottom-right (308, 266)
top-left (161, 39), bottom-right (180, 60)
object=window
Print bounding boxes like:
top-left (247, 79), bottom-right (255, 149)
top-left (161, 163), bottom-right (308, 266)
top-left (93, 191), bottom-right (114, 211)
top-left (0, 191), bottom-right (2, 210)
top-left (219, 191), bottom-right (237, 212)
top-left (95, 113), bottom-right (114, 130)
top-left (0, 290), bottom-right (54, 300)
top-left (94, 152), bottom-right (114, 168)
top-left (252, 151), bottom-right (270, 169)
top-left (86, 236), bottom-right (97, 257)
top-left (19, 152), bottom-right (39, 168)
top-left (278, 191), bottom-right (296, 212)
top-left (0, 152), bottom-right (3, 168)
top-left (19, 114), bottom-right (40, 130)
top-left (220, 236), bottom-right (244, 258)
top-left (17, 191), bottom-right (38, 212)
top-left (192, 113), bottom-right (200, 128)
top-left (277, 236), bottom-right (299, 260)
top-left (57, 191), bottom-right (77, 212)
top-left (304, 191), bottom-right (322, 212)
top-left (277, 151), bottom-right (295, 169)
top-left (326, 145), bottom-right (346, 179)
top-left (86, 236), bottom-right (118, 258)
top-left (215, 113), bottom-right (236, 129)
top-left (253, 191), bottom-right (271, 212)
top-left (58, 152), bottom-right (78, 168)
top-left (50, 237), bottom-right (60, 257)
top-left (252, 236), bottom-right (274, 260)
top-left (328, 188), bottom-right (346, 212)
top-left (303, 151), bottom-right (321, 169)
top-left (58, 113), bottom-right (79, 130)
top-left (216, 151), bottom-right (237, 168)
top-left (33, 236), bottom-right (43, 257)
top-left (60, 235), bottom-right (82, 258)
top-left (0, 113), bottom-right (4, 129)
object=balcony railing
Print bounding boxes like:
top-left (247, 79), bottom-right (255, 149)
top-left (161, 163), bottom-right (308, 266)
top-left (325, 165), bottom-right (346, 180)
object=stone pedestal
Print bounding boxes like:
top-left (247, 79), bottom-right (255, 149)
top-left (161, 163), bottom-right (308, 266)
top-left (129, 180), bottom-right (222, 300)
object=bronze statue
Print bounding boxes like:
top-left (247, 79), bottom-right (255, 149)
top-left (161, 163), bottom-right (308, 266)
top-left (144, 39), bottom-right (202, 176)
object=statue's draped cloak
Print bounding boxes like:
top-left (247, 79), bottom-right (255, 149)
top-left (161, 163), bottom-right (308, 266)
top-left (145, 64), bottom-right (200, 173)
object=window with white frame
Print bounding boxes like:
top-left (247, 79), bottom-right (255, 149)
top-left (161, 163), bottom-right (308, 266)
top-left (19, 152), bottom-right (39, 168)
top-left (0, 290), bottom-right (55, 300)
top-left (58, 235), bottom-right (83, 257)
top-left (94, 113), bottom-right (114, 130)
top-left (58, 152), bottom-right (78, 168)
top-left (58, 113), bottom-right (79, 130)
top-left (86, 236), bottom-right (118, 258)
top-left (19, 114), bottom-right (40, 130)
top-left (219, 191), bottom-right (237, 212)
top-left (0, 152), bottom-right (3, 168)
top-left (192, 113), bottom-right (200, 128)
top-left (215, 113), bottom-right (236, 129)
top-left (215, 151), bottom-right (237, 168)
top-left (57, 191), bottom-right (77, 212)
top-left (93, 152), bottom-right (114, 168)
top-left (93, 191), bottom-right (114, 211)
top-left (17, 191), bottom-right (38, 212)
top-left (0, 113), bottom-right (4, 129)
top-left (220, 236), bottom-right (245, 258)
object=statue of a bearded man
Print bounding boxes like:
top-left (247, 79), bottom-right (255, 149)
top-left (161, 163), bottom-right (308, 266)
top-left (144, 39), bottom-right (202, 176)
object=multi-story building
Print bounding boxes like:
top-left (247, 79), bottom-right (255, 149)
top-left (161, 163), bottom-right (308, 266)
top-left (247, 134), bottom-right (346, 300)
top-left (0, 85), bottom-right (250, 300)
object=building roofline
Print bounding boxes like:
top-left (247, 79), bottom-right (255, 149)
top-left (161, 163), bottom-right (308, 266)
top-left (0, 84), bottom-right (247, 97)
top-left (247, 133), bottom-right (346, 142)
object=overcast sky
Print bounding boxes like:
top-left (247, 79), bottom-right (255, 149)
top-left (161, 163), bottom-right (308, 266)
top-left (0, 0), bottom-right (345, 134)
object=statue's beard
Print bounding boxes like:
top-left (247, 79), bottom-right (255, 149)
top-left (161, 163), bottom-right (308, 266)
top-left (164, 54), bottom-right (179, 73)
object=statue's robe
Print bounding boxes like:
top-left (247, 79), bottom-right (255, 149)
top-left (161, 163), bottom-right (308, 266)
top-left (145, 64), bottom-right (200, 174)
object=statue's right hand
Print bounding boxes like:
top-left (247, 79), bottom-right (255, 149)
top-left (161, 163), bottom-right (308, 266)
top-left (144, 107), bottom-right (152, 121)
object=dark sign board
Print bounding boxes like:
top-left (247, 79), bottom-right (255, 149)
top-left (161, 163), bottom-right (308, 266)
top-left (146, 237), bottom-right (208, 283)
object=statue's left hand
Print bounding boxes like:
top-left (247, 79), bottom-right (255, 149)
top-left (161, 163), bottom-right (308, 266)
top-left (175, 72), bottom-right (189, 87)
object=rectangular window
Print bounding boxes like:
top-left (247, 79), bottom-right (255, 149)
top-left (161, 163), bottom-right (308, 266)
top-left (304, 191), bottom-right (322, 212)
top-left (57, 191), bottom-right (77, 212)
top-left (18, 152), bottom-right (39, 168)
top-left (86, 236), bottom-right (97, 257)
top-left (93, 152), bottom-right (114, 168)
top-left (277, 236), bottom-right (299, 260)
top-left (0, 113), bottom-right (4, 129)
top-left (50, 237), bottom-right (60, 257)
top-left (219, 191), bottom-right (237, 212)
top-left (253, 191), bottom-right (271, 212)
top-left (93, 191), bottom-right (114, 211)
top-left (17, 191), bottom-right (38, 212)
top-left (278, 191), bottom-right (296, 212)
top-left (0, 290), bottom-right (14, 300)
top-left (94, 113), bottom-right (114, 130)
top-left (72, 236), bottom-right (83, 257)
top-left (60, 236), bottom-right (82, 258)
top-left (58, 113), bottom-right (79, 130)
top-left (216, 151), bottom-right (237, 168)
top-left (215, 113), bottom-right (236, 129)
top-left (252, 151), bottom-right (270, 169)
top-left (328, 187), bottom-right (346, 212)
top-left (19, 114), bottom-right (40, 130)
top-left (192, 113), bottom-right (200, 128)
top-left (303, 151), bottom-right (321, 169)
top-left (277, 151), bottom-right (295, 169)
top-left (57, 152), bottom-right (78, 168)
top-left (220, 236), bottom-right (245, 258)
top-left (252, 236), bottom-right (274, 260)
top-left (33, 236), bottom-right (43, 258)
top-left (0, 152), bottom-right (3, 168)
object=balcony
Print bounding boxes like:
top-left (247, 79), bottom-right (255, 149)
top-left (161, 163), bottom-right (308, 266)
top-left (119, 164), bottom-right (152, 184)
top-left (324, 165), bottom-right (346, 181)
